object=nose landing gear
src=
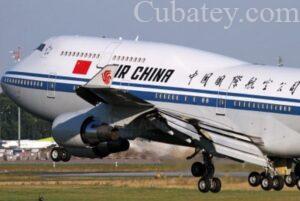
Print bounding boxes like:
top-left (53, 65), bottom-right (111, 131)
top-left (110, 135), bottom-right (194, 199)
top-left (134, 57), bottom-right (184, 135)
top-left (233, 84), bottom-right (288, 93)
top-left (50, 147), bottom-right (71, 162)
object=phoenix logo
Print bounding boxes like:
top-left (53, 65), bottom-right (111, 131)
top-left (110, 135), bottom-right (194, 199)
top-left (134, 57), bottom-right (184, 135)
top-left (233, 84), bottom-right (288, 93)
top-left (102, 70), bottom-right (112, 85)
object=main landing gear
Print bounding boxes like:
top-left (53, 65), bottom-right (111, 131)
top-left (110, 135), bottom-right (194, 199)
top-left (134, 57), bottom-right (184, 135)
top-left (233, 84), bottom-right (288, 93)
top-left (284, 163), bottom-right (300, 190)
top-left (50, 147), bottom-right (71, 162)
top-left (191, 152), bottom-right (221, 193)
top-left (248, 171), bottom-right (286, 191)
top-left (248, 163), bottom-right (300, 191)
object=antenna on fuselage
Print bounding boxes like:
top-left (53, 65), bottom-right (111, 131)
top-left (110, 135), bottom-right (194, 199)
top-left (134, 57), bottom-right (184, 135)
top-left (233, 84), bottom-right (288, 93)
top-left (277, 56), bottom-right (283, 67)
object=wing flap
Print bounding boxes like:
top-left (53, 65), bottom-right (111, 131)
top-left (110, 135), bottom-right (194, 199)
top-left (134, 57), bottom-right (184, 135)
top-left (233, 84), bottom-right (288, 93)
top-left (159, 111), bottom-right (268, 166)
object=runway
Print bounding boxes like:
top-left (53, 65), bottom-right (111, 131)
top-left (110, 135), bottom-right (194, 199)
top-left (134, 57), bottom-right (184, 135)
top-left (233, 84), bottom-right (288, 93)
top-left (41, 171), bottom-right (249, 178)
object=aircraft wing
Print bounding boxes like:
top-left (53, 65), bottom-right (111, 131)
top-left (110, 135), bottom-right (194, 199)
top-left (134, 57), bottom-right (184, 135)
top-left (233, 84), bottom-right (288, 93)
top-left (75, 65), bottom-right (268, 167)
top-left (76, 64), bottom-right (152, 108)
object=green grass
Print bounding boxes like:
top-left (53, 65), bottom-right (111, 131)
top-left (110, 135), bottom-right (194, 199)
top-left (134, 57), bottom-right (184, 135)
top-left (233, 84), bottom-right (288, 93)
top-left (0, 162), bottom-right (275, 201)
top-left (0, 161), bottom-right (260, 174)
top-left (0, 185), bottom-right (298, 201)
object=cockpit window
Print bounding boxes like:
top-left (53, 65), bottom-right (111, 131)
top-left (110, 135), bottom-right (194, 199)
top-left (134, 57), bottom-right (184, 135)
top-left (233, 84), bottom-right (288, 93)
top-left (36, 43), bottom-right (46, 51)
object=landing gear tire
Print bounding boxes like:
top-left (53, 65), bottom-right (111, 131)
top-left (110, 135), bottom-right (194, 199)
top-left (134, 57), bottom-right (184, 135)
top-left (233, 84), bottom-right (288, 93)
top-left (210, 177), bottom-right (222, 193)
top-left (296, 179), bottom-right (300, 190)
top-left (50, 147), bottom-right (62, 162)
top-left (284, 172), bottom-right (297, 187)
top-left (61, 149), bottom-right (71, 162)
top-left (248, 172), bottom-right (261, 187)
top-left (191, 162), bottom-right (205, 177)
top-left (198, 177), bottom-right (211, 193)
top-left (273, 175), bottom-right (284, 191)
top-left (261, 176), bottom-right (273, 191)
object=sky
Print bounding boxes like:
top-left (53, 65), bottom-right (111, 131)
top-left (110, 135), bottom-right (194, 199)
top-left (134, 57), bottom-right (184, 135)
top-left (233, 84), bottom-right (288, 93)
top-left (0, 0), bottom-right (300, 77)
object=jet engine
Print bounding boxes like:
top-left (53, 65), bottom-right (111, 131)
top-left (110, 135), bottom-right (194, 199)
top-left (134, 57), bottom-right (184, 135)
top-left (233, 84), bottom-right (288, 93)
top-left (52, 108), bottom-right (130, 158)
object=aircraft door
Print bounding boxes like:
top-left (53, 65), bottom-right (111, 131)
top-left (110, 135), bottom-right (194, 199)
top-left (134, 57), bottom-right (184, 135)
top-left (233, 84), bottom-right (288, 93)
top-left (216, 89), bottom-right (228, 116)
top-left (47, 73), bottom-right (56, 98)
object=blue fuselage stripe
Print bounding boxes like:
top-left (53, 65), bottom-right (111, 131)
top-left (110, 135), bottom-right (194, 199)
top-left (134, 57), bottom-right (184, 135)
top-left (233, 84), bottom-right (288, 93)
top-left (2, 71), bottom-right (300, 116)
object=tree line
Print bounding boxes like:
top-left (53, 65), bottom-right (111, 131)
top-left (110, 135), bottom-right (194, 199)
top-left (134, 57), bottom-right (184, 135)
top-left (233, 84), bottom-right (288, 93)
top-left (0, 93), bottom-right (51, 140)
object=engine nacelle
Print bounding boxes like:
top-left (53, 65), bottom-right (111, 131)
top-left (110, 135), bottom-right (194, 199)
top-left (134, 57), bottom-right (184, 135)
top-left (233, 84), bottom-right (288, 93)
top-left (52, 108), bottom-right (130, 158)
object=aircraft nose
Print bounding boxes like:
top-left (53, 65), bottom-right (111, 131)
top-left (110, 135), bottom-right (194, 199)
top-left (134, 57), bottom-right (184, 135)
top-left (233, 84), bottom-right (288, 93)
top-left (1, 70), bottom-right (7, 93)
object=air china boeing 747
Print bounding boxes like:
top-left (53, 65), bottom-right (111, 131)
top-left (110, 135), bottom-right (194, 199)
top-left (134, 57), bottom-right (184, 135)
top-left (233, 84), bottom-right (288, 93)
top-left (2, 36), bottom-right (300, 193)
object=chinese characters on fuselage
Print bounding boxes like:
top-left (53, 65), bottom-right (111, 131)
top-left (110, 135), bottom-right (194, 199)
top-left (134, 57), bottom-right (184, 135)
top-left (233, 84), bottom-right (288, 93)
top-left (195, 72), bottom-right (300, 95)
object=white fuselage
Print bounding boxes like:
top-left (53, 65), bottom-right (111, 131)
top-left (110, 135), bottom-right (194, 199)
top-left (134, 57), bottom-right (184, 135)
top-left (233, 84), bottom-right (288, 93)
top-left (2, 36), bottom-right (300, 157)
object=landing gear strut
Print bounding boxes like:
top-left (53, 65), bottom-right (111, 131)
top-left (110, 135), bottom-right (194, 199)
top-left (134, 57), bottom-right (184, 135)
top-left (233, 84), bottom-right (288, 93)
top-left (50, 147), bottom-right (71, 162)
top-left (191, 152), bottom-right (221, 193)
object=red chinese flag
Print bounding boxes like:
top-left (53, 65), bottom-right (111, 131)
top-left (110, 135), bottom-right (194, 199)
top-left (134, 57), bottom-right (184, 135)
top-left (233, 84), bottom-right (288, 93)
top-left (72, 60), bottom-right (92, 75)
